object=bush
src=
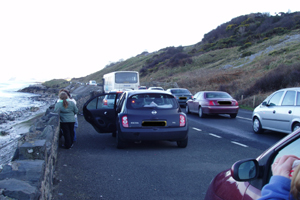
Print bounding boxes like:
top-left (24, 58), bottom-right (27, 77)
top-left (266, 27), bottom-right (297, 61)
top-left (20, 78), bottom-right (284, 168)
top-left (243, 63), bottom-right (300, 97)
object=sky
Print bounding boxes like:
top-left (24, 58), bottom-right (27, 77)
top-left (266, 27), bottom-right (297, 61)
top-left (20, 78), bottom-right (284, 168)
top-left (0, 0), bottom-right (298, 83)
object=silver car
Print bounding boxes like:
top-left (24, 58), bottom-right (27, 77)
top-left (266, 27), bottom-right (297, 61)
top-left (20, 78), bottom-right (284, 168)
top-left (252, 87), bottom-right (300, 134)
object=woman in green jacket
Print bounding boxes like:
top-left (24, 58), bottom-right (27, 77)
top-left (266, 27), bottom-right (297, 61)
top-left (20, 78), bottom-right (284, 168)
top-left (55, 91), bottom-right (78, 149)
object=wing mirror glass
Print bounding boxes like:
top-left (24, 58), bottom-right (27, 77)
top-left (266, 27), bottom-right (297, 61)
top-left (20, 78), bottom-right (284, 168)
top-left (231, 159), bottom-right (259, 181)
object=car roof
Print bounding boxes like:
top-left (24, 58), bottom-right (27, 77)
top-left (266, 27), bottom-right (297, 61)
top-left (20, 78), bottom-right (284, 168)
top-left (167, 88), bottom-right (190, 90)
top-left (277, 87), bottom-right (300, 92)
top-left (125, 90), bottom-right (171, 95)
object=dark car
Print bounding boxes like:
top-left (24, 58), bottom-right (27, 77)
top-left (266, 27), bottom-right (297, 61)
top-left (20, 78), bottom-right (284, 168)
top-left (103, 91), bottom-right (123, 108)
top-left (83, 90), bottom-right (188, 149)
top-left (186, 91), bottom-right (239, 118)
top-left (204, 128), bottom-right (300, 200)
top-left (166, 88), bottom-right (193, 107)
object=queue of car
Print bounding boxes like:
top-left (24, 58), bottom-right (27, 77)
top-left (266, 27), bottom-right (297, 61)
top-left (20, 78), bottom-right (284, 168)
top-left (82, 86), bottom-right (300, 199)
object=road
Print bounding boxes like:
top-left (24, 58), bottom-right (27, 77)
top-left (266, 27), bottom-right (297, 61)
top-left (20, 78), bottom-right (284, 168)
top-left (51, 109), bottom-right (287, 200)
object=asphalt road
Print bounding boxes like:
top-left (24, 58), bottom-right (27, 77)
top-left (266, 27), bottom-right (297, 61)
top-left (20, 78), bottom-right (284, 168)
top-left (51, 109), bottom-right (287, 200)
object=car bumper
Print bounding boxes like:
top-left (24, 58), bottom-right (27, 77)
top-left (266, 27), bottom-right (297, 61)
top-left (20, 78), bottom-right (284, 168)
top-left (202, 106), bottom-right (239, 114)
top-left (119, 126), bottom-right (188, 141)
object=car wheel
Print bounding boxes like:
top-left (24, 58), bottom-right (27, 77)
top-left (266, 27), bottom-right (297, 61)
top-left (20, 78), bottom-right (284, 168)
top-left (253, 117), bottom-right (264, 134)
top-left (198, 107), bottom-right (205, 118)
top-left (230, 114), bottom-right (237, 118)
top-left (292, 122), bottom-right (300, 132)
top-left (116, 125), bottom-right (126, 149)
top-left (177, 137), bottom-right (188, 148)
top-left (186, 104), bottom-right (190, 114)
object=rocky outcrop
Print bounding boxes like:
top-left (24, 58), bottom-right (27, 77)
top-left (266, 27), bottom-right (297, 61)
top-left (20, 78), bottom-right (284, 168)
top-left (0, 106), bottom-right (60, 200)
top-left (0, 83), bottom-right (102, 199)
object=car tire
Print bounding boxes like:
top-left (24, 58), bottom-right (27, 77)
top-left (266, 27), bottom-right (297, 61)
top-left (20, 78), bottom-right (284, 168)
top-left (116, 126), bottom-right (125, 149)
top-left (186, 104), bottom-right (190, 114)
top-left (198, 107), bottom-right (205, 118)
top-left (253, 117), bottom-right (264, 134)
top-left (177, 137), bottom-right (188, 148)
top-left (230, 114), bottom-right (237, 118)
top-left (292, 122), bottom-right (300, 132)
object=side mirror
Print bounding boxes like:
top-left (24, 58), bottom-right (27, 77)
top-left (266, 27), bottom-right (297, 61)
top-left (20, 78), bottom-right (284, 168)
top-left (231, 159), bottom-right (259, 181)
top-left (261, 101), bottom-right (268, 106)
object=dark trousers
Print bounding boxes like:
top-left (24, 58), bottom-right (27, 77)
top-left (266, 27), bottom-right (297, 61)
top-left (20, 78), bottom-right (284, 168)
top-left (60, 122), bottom-right (75, 149)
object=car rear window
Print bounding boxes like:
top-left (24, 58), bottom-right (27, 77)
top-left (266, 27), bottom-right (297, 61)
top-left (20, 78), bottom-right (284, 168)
top-left (205, 92), bottom-right (231, 98)
top-left (127, 93), bottom-right (178, 109)
top-left (170, 89), bottom-right (190, 94)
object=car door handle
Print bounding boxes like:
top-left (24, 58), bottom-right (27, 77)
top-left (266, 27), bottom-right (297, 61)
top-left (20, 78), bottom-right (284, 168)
top-left (289, 110), bottom-right (292, 114)
top-left (104, 111), bottom-right (107, 115)
top-left (273, 110), bottom-right (276, 114)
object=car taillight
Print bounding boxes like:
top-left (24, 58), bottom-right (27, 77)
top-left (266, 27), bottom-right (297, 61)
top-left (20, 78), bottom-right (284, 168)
top-left (122, 115), bottom-right (129, 128)
top-left (103, 99), bottom-right (108, 105)
top-left (232, 101), bottom-right (239, 106)
top-left (180, 115), bottom-right (186, 127)
top-left (209, 100), bottom-right (215, 106)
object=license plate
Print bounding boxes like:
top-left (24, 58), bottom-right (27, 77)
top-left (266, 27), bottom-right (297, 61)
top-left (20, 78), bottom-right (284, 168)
top-left (142, 121), bottom-right (167, 126)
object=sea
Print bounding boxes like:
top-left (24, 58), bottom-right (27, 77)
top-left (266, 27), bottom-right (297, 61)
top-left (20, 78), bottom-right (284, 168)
top-left (0, 80), bottom-right (55, 168)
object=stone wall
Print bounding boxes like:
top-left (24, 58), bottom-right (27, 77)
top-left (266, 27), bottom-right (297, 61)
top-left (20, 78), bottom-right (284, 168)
top-left (0, 106), bottom-right (60, 200)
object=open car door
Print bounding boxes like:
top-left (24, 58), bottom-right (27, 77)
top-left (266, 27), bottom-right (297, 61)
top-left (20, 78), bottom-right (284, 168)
top-left (83, 93), bottom-right (118, 134)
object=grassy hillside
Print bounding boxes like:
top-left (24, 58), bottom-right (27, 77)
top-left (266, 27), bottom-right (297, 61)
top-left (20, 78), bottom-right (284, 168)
top-left (60, 11), bottom-right (300, 109)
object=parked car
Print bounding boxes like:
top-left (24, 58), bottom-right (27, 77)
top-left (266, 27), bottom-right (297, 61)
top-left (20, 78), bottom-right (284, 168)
top-left (89, 80), bottom-right (97, 86)
top-left (166, 88), bottom-right (193, 107)
top-left (204, 128), bottom-right (300, 200)
top-left (186, 91), bottom-right (239, 118)
top-left (138, 86), bottom-right (147, 90)
top-left (103, 91), bottom-right (123, 108)
top-left (83, 90), bottom-right (188, 149)
top-left (148, 87), bottom-right (164, 90)
top-left (252, 87), bottom-right (300, 134)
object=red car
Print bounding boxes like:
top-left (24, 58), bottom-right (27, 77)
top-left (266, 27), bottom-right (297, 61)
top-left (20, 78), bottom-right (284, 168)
top-left (204, 128), bottom-right (300, 200)
top-left (186, 91), bottom-right (239, 118)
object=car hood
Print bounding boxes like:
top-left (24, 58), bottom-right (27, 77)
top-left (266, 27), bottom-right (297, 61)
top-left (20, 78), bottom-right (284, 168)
top-left (206, 169), bottom-right (249, 200)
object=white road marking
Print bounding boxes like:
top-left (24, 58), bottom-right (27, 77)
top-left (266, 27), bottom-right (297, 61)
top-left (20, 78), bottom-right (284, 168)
top-left (231, 141), bottom-right (248, 148)
top-left (209, 133), bottom-right (222, 138)
top-left (192, 127), bottom-right (202, 131)
top-left (236, 116), bottom-right (252, 121)
top-left (192, 125), bottom-right (249, 148)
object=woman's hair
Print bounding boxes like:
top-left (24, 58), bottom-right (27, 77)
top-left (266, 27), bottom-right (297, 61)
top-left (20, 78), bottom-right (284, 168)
top-left (58, 89), bottom-right (71, 99)
top-left (291, 163), bottom-right (300, 199)
top-left (59, 92), bottom-right (69, 108)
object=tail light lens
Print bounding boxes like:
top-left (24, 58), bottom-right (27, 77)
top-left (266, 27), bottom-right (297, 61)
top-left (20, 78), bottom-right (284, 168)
top-left (232, 101), bottom-right (239, 106)
top-left (208, 100), bottom-right (215, 106)
top-left (103, 99), bottom-right (108, 106)
top-left (179, 115), bottom-right (186, 127)
top-left (121, 115), bottom-right (129, 128)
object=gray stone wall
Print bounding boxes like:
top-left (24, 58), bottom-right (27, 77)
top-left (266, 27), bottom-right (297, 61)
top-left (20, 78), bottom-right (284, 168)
top-left (0, 107), bottom-right (60, 200)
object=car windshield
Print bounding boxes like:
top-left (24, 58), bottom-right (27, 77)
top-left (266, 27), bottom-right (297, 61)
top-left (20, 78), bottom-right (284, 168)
top-left (205, 92), bottom-right (231, 98)
top-left (127, 93), bottom-right (178, 109)
top-left (170, 89), bottom-right (190, 94)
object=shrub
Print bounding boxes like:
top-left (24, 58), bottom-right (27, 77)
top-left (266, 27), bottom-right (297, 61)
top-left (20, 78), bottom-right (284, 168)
top-left (241, 51), bottom-right (253, 58)
top-left (243, 63), bottom-right (300, 97)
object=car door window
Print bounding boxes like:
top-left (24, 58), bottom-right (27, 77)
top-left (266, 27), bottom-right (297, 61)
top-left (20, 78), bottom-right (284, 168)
top-left (268, 91), bottom-right (284, 106)
top-left (268, 138), bottom-right (300, 181)
top-left (86, 96), bottom-right (106, 110)
top-left (297, 92), bottom-right (300, 106)
top-left (282, 91), bottom-right (296, 106)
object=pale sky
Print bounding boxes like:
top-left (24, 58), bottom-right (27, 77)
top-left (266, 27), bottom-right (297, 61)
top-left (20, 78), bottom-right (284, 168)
top-left (0, 0), bottom-right (298, 82)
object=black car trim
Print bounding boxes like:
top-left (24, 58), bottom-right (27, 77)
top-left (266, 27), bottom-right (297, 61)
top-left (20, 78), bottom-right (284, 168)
top-left (142, 121), bottom-right (167, 126)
